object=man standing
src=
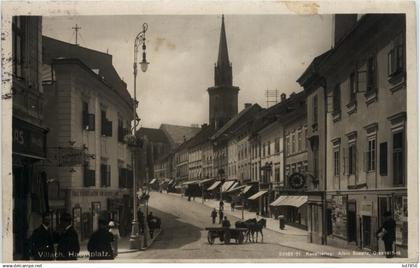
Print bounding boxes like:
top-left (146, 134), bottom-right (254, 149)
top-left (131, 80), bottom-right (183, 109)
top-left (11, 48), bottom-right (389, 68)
top-left (56, 212), bottom-right (80, 260)
top-left (218, 209), bottom-right (224, 224)
top-left (29, 213), bottom-right (55, 260)
top-left (222, 216), bottom-right (231, 228)
top-left (219, 200), bottom-right (224, 211)
top-left (377, 211), bottom-right (396, 258)
top-left (211, 209), bottom-right (217, 224)
top-left (88, 218), bottom-right (114, 260)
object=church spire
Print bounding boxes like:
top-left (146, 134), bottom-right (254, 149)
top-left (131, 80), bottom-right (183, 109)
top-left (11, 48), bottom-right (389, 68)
top-left (217, 15), bottom-right (230, 67)
top-left (214, 15), bottom-right (232, 86)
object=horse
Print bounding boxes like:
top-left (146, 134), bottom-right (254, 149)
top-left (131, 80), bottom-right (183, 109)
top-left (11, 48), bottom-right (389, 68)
top-left (251, 218), bottom-right (266, 243)
top-left (235, 218), bottom-right (256, 243)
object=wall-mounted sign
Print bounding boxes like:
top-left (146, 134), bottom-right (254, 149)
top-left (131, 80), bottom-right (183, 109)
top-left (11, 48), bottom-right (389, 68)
top-left (13, 117), bottom-right (47, 159)
top-left (360, 201), bottom-right (373, 216)
top-left (47, 147), bottom-right (85, 167)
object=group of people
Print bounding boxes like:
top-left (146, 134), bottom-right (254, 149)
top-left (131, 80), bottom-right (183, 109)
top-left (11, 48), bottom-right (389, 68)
top-left (210, 200), bottom-right (231, 227)
top-left (30, 212), bottom-right (121, 261)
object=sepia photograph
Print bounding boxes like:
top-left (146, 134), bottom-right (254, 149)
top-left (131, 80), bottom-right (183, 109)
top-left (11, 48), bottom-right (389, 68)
top-left (1, 0), bottom-right (418, 264)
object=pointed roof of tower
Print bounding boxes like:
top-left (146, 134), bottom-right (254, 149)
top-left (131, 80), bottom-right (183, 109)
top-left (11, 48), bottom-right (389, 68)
top-left (217, 15), bottom-right (230, 67)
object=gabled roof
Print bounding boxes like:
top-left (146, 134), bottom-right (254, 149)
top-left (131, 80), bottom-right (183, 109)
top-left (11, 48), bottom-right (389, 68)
top-left (296, 49), bottom-right (333, 88)
top-left (211, 103), bottom-right (262, 141)
top-left (42, 36), bottom-right (132, 105)
top-left (160, 124), bottom-right (201, 147)
top-left (136, 127), bottom-right (169, 144)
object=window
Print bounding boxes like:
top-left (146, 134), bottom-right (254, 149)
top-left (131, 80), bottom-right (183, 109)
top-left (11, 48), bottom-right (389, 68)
top-left (388, 33), bottom-right (404, 77)
top-left (393, 132), bottom-right (404, 185)
top-left (117, 119), bottom-right (126, 143)
top-left (267, 141), bottom-right (271, 156)
top-left (83, 162), bottom-right (95, 187)
top-left (304, 127), bottom-right (308, 149)
top-left (333, 84), bottom-right (341, 115)
top-left (334, 148), bottom-right (340, 176)
top-left (275, 139), bottom-right (280, 154)
top-left (379, 142), bottom-right (388, 176)
top-left (313, 95), bottom-right (318, 125)
top-left (348, 144), bottom-right (356, 175)
top-left (286, 136), bottom-right (290, 156)
top-left (349, 72), bottom-right (357, 103)
top-left (366, 56), bottom-right (377, 94)
top-left (82, 102), bottom-right (95, 131)
top-left (274, 163), bottom-right (280, 183)
top-left (101, 110), bottom-right (112, 137)
top-left (298, 131), bottom-right (302, 152)
top-left (292, 133), bottom-right (296, 154)
top-left (367, 138), bottom-right (376, 172)
top-left (100, 164), bottom-right (111, 187)
top-left (12, 17), bottom-right (24, 78)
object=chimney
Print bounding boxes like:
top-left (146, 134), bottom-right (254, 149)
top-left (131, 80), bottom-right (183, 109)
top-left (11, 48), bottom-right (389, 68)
top-left (281, 93), bottom-right (287, 102)
top-left (244, 103), bottom-right (252, 109)
top-left (334, 14), bottom-right (357, 46)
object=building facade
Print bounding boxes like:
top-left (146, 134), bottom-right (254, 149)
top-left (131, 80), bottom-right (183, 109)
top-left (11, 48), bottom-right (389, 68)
top-left (322, 14), bottom-right (407, 256)
top-left (42, 36), bottom-right (134, 239)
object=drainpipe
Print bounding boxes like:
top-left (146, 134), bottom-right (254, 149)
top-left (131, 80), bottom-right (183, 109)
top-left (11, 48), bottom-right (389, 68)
top-left (322, 78), bottom-right (328, 245)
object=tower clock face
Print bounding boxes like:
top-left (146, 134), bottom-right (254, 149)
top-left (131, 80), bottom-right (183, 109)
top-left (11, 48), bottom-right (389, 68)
top-left (289, 173), bottom-right (305, 189)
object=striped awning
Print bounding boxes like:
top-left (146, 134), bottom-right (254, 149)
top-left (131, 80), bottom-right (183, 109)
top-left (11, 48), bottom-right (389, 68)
top-left (221, 181), bottom-right (236, 193)
top-left (248, 191), bottom-right (267, 200)
top-left (270, 196), bottom-right (308, 208)
top-left (207, 181), bottom-right (221, 191)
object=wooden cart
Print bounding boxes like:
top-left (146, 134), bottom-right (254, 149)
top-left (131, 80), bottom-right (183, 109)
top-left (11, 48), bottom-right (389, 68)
top-left (205, 227), bottom-right (248, 245)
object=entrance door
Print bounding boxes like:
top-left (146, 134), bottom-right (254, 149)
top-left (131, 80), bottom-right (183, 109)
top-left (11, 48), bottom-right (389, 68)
top-left (347, 201), bottom-right (357, 243)
top-left (362, 216), bottom-right (372, 248)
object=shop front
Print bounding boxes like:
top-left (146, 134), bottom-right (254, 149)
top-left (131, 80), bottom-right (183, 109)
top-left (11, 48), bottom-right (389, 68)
top-left (12, 117), bottom-right (48, 260)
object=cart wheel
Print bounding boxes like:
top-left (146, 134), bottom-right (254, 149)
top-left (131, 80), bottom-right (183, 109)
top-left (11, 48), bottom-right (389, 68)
top-left (224, 231), bottom-right (231, 244)
top-left (207, 231), bottom-right (215, 245)
top-left (238, 231), bottom-right (244, 244)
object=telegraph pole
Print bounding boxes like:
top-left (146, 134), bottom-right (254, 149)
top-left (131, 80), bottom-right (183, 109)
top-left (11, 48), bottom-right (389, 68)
top-left (72, 24), bottom-right (81, 45)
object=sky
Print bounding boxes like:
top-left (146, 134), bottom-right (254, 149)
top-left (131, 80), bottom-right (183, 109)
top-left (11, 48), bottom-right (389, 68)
top-left (43, 15), bottom-right (333, 129)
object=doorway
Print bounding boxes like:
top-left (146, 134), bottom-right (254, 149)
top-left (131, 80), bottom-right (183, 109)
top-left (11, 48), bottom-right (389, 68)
top-left (347, 200), bottom-right (357, 243)
top-left (362, 216), bottom-right (372, 249)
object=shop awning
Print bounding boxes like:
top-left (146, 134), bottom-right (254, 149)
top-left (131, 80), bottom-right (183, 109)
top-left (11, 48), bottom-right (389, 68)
top-left (221, 181), bottom-right (237, 193)
top-left (207, 181), bottom-right (221, 191)
top-left (248, 191), bottom-right (267, 200)
top-left (242, 185), bottom-right (253, 195)
top-left (149, 179), bottom-right (157, 184)
top-left (182, 180), bottom-right (200, 186)
top-left (226, 185), bottom-right (246, 194)
top-left (168, 179), bottom-right (175, 185)
top-left (198, 178), bottom-right (214, 185)
top-left (270, 195), bottom-right (308, 208)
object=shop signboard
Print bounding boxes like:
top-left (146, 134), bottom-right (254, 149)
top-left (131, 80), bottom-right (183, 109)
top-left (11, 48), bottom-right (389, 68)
top-left (12, 117), bottom-right (47, 159)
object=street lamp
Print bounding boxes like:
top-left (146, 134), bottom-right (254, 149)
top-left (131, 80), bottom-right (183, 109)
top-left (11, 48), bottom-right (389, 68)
top-left (128, 22), bottom-right (149, 250)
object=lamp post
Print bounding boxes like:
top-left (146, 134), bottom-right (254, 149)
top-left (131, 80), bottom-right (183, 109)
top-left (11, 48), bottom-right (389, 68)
top-left (128, 22), bottom-right (149, 250)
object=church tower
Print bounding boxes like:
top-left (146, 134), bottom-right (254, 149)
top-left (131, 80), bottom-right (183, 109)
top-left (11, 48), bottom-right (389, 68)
top-left (208, 15), bottom-right (240, 129)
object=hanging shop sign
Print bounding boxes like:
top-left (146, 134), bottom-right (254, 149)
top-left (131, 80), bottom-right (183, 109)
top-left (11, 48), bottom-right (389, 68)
top-left (13, 117), bottom-right (47, 159)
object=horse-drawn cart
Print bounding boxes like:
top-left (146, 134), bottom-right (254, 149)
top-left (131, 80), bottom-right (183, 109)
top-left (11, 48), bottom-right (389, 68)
top-left (205, 227), bottom-right (248, 245)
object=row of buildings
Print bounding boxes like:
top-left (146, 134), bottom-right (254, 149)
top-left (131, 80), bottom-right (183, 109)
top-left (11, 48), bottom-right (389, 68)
top-left (148, 14), bottom-right (407, 256)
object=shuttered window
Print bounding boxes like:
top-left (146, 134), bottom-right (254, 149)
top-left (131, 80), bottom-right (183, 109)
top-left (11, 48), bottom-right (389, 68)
top-left (379, 142), bottom-right (388, 176)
